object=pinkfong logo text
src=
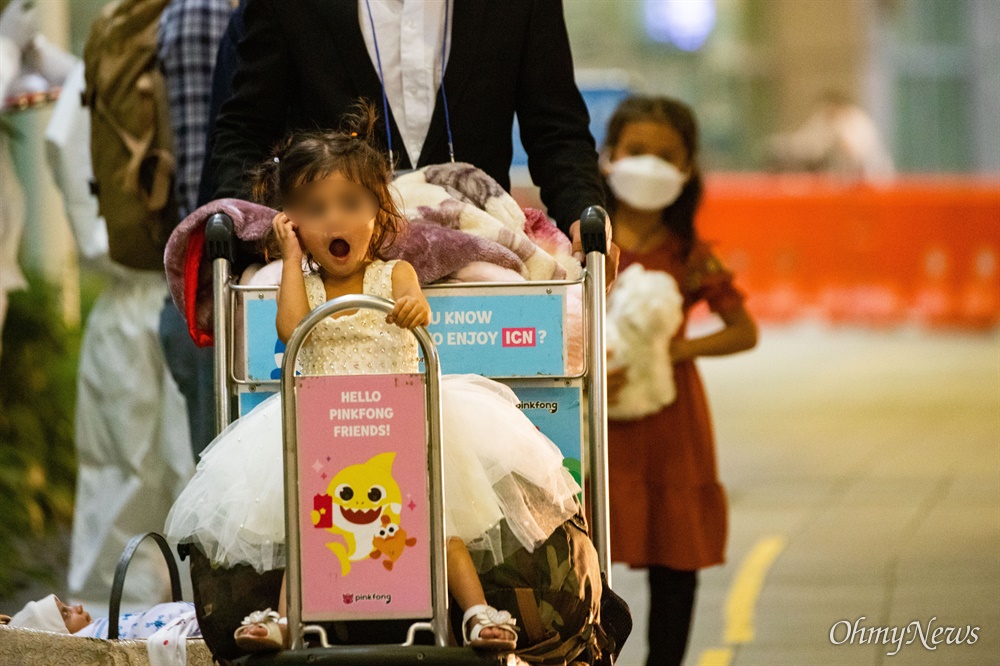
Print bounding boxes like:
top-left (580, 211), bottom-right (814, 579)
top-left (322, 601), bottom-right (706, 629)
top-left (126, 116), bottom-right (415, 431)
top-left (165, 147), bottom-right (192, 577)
top-left (517, 401), bottom-right (559, 414)
top-left (342, 593), bottom-right (393, 605)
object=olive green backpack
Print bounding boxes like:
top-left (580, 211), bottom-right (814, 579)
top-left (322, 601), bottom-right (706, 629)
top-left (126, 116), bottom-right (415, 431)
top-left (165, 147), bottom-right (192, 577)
top-left (83, 0), bottom-right (177, 271)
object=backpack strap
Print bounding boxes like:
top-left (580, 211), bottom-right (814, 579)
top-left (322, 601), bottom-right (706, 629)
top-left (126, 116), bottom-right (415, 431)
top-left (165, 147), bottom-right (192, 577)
top-left (514, 587), bottom-right (545, 646)
top-left (108, 533), bottom-right (183, 640)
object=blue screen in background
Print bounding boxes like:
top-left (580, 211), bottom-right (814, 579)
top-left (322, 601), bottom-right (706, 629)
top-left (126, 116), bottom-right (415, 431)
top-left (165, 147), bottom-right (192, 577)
top-left (511, 85), bottom-right (632, 167)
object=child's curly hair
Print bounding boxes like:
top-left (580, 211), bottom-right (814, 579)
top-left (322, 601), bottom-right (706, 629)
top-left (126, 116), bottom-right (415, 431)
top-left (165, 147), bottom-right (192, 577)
top-left (250, 102), bottom-right (403, 262)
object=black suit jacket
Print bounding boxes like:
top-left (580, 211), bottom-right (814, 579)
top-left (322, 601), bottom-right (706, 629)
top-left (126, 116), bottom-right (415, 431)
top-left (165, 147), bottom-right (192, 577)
top-left (207, 0), bottom-right (604, 233)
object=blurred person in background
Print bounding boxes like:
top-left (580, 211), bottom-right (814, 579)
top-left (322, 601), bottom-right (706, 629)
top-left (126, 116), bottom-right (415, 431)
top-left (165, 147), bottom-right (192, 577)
top-left (0, 0), bottom-right (75, 355)
top-left (767, 91), bottom-right (895, 182)
top-left (0, 18), bottom-right (27, 359)
top-left (602, 96), bottom-right (757, 666)
top-left (195, 0), bottom-right (245, 208)
top-left (202, 0), bottom-right (610, 259)
top-left (45, 27), bottom-right (193, 615)
top-left (0, 0), bottom-right (189, 615)
top-left (157, 0), bottom-right (238, 459)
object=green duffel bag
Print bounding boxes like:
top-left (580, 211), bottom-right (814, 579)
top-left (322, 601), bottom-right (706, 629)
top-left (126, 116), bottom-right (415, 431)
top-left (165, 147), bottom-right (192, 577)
top-left (465, 513), bottom-right (619, 665)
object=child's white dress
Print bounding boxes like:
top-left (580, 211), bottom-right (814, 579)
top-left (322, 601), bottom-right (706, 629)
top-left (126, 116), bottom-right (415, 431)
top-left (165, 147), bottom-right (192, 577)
top-left (165, 260), bottom-right (580, 573)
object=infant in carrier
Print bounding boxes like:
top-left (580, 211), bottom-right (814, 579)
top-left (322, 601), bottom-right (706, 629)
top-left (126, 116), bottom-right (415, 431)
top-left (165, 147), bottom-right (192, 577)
top-left (164, 105), bottom-right (582, 653)
top-left (5, 594), bottom-right (200, 641)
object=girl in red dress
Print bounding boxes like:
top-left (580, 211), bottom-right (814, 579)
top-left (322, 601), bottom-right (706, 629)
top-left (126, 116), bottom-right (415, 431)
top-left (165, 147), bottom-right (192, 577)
top-left (603, 97), bottom-right (758, 666)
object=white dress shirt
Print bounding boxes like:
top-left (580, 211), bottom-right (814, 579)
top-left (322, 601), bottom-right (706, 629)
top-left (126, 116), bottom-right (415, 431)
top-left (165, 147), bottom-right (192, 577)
top-left (359, 0), bottom-right (452, 166)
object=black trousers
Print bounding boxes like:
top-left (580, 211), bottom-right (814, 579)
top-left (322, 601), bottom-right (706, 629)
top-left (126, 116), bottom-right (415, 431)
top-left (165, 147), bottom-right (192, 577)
top-left (646, 566), bottom-right (698, 666)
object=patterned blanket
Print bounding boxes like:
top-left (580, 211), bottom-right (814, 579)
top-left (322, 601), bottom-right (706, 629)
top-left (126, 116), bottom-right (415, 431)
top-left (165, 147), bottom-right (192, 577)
top-left (390, 163), bottom-right (580, 282)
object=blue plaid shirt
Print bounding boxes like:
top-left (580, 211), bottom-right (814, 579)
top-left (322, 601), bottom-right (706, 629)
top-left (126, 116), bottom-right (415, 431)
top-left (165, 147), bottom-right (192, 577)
top-left (158, 0), bottom-right (236, 220)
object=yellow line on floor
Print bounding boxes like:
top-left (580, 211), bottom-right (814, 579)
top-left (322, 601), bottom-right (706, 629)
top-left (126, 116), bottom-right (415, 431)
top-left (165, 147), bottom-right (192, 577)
top-left (697, 647), bottom-right (734, 666)
top-left (695, 534), bottom-right (787, 664)
top-left (723, 535), bottom-right (787, 644)
top-left (698, 536), bottom-right (788, 666)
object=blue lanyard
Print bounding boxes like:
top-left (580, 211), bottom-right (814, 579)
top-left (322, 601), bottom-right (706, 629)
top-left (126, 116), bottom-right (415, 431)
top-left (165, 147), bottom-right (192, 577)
top-left (363, 0), bottom-right (456, 168)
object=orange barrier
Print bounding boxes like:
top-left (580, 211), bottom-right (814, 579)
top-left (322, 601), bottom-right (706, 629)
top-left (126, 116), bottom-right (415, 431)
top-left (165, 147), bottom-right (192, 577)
top-left (697, 175), bottom-right (1000, 329)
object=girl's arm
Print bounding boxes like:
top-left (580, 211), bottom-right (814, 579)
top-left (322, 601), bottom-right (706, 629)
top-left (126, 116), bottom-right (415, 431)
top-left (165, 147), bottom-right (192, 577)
top-left (671, 305), bottom-right (758, 362)
top-left (388, 261), bottom-right (431, 329)
top-left (273, 213), bottom-right (310, 343)
top-left (276, 261), bottom-right (310, 343)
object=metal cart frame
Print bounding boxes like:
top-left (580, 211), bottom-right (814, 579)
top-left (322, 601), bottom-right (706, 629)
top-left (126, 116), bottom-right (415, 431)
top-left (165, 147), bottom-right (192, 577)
top-left (204, 206), bottom-right (612, 661)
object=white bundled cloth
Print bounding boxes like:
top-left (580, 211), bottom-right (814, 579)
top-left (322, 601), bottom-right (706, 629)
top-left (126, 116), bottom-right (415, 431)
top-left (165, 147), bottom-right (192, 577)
top-left (8, 595), bottom-right (66, 634)
top-left (606, 263), bottom-right (685, 421)
top-left (146, 610), bottom-right (201, 666)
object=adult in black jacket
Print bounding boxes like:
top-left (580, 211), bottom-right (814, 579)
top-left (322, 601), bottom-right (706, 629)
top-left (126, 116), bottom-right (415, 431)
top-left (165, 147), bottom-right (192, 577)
top-left (206, 0), bottom-right (606, 239)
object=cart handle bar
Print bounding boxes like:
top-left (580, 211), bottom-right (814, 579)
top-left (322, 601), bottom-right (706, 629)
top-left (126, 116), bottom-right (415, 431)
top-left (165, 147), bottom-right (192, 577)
top-left (580, 205), bottom-right (609, 255)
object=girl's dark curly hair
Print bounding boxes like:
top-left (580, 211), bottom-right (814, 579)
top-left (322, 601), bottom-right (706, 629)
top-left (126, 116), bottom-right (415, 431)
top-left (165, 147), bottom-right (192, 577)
top-left (250, 102), bottom-right (403, 262)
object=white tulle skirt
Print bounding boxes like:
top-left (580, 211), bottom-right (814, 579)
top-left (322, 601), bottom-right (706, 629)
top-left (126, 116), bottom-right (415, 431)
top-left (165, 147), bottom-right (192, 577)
top-left (164, 374), bottom-right (580, 574)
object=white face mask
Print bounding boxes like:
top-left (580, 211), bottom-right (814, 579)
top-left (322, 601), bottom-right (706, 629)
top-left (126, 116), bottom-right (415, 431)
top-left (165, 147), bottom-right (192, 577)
top-left (606, 155), bottom-right (688, 211)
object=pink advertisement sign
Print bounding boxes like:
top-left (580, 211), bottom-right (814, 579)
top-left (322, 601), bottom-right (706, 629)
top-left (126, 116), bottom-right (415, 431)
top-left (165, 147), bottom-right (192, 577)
top-left (295, 374), bottom-right (431, 621)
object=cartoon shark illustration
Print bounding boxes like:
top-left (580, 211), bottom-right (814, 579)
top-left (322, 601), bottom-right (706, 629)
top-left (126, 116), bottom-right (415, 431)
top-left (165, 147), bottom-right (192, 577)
top-left (370, 514), bottom-right (417, 571)
top-left (311, 452), bottom-right (402, 576)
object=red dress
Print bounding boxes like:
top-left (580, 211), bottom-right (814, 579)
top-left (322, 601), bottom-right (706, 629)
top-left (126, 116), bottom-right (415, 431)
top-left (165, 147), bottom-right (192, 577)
top-left (608, 234), bottom-right (746, 571)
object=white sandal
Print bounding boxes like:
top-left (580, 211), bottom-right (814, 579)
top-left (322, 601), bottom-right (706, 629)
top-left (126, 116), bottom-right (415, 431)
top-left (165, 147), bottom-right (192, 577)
top-left (234, 608), bottom-right (287, 653)
top-left (462, 604), bottom-right (518, 651)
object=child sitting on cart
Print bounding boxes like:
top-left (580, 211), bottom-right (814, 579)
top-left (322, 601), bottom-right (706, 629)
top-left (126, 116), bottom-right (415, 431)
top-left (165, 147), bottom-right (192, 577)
top-left (165, 106), bottom-right (582, 653)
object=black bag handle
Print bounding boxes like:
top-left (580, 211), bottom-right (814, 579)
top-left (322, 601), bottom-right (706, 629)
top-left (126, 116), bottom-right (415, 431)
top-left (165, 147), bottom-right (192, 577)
top-left (108, 532), bottom-right (183, 640)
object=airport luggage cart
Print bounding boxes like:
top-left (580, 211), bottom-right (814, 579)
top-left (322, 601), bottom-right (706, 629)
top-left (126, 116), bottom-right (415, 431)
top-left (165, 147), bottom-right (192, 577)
top-left (200, 207), bottom-right (613, 663)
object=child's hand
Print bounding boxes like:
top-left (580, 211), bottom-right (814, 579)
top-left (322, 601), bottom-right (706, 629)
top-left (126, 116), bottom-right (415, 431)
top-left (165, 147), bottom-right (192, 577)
top-left (386, 295), bottom-right (431, 329)
top-left (272, 212), bottom-right (303, 263)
